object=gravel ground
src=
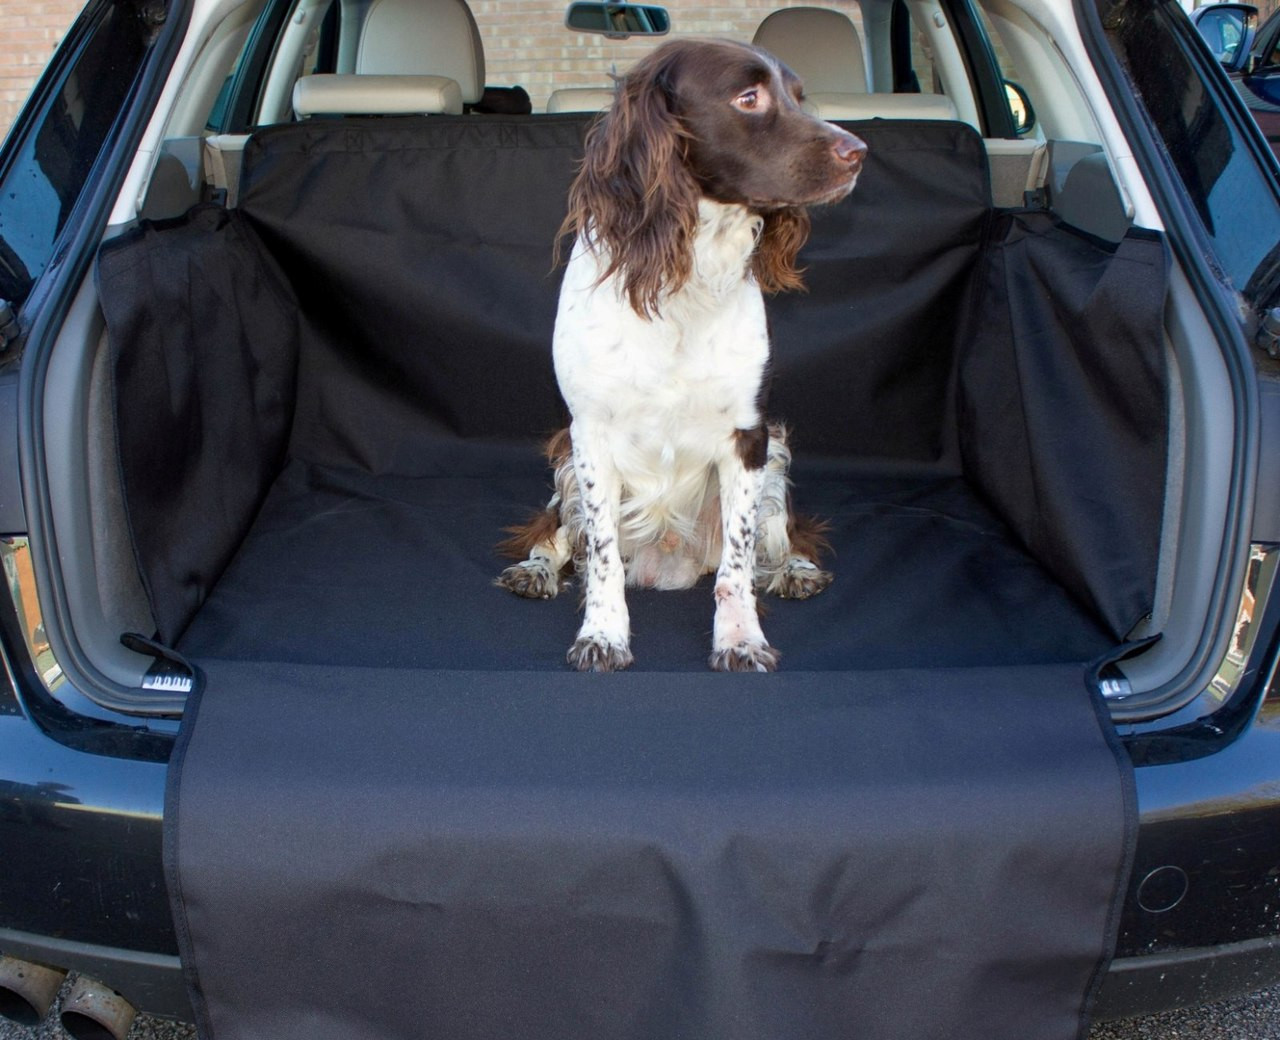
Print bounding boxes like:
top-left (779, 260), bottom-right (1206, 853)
top-left (1090, 986), bottom-right (1280, 1039)
top-left (2, 978), bottom-right (1278, 1039)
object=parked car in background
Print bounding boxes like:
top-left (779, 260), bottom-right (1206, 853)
top-left (1192, 1), bottom-right (1280, 154)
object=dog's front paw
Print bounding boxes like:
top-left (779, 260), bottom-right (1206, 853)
top-left (567, 634), bottom-right (634, 672)
top-left (495, 559), bottom-right (563, 599)
top-left (709, 641), bottom-right (780, 673)
top-left (769, 557), bottom-right (833, 600)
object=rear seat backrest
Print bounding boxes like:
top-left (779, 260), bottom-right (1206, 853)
top-left (357, 0), bottom-right (485, 105)
top-left (292, 0), bottom-right (484, 118)
top-left (753, 7), bottom-right (868, 104)
top-left (753, 8), bottom-right (964, 123)
top-left (227, 115), bottom-right (992, 456)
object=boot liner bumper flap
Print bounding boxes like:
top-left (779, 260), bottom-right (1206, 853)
top-left (164, 660), bottom-right (1135, 1040)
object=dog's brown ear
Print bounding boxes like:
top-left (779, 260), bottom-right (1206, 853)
top-left (558, 49), bottom-right (702, 318)
top-left (754, 208), bottom-right (811, 295)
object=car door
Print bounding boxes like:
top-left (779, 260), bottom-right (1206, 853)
top-left (0, 0), bottom-right (174, 326)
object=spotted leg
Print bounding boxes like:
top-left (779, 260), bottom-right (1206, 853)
top-left (565, 423), bottom-right (633, 672)
top-left (709, 427), bottom-right (779, 672)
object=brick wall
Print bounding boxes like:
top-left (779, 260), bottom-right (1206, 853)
top-left (0, 1), bottom-right (82, 139)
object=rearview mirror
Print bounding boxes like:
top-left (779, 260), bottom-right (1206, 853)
top-left (564, 2), bottom-right (671, 38)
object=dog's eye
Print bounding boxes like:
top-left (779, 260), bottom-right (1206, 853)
top-left (733, 87), bottom-right (768, 112)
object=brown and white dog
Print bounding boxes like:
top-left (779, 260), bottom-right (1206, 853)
top-left (497, 38), bottom-right (866, 672)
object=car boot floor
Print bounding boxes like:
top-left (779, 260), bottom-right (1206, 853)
top-left (176, 456), bottom-right (1115, 671)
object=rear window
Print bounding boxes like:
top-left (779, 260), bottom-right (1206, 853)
top-left (224, 0), bottom-right (878, 123)
top-left (478, 0), bottom-right (869, 111)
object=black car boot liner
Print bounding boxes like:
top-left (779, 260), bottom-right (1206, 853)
top-left (95, 116), bottom-right (1164, 1038)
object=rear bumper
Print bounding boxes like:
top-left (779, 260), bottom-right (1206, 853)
top-left (0, 927), bottom-right (189, 1020)
top-left (4, 927), bottom-right (1279, 1027)
top-left (1095, 936), bottom-right (1280, 1021)
top-left (4, 623), bottom-right (1279, 1025)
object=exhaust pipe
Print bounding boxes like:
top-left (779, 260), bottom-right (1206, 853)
top-left (0, 954), bottom-right (67, 1025)
top-left (60, 974), bottom-right (137, 1040)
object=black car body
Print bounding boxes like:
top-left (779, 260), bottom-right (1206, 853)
top-left (1, 0), bottom-right (1280, 1033)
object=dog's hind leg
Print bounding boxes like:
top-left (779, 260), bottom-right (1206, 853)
top-left (496, 429), bottom-right (584, 600)
top-left (496, 506), bottom-right (573, 600)
top-left (755, 425), bottom-right (833, 600)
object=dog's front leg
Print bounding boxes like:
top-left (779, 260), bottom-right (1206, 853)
top-left (566, 422), bottom-right (634, 672)
top-left (710, 427), bottom-right (779, 673)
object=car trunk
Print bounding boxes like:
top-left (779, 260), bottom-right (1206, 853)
top-left (98, 116), bottom-right (1168, 674)
top-left (94, 114), bottom-right (1157, 1038)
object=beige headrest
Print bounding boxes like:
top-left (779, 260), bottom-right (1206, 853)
top-left (293, 75), bottom-right (464, 117)
top-left (809, 92), bottom-right (959, 121)
top-left (545, 87), bottom-right (616, 113)
top-left (356, 0), bottom-right (485, 105)
top-left (753, 7), bottom-right (867, 95)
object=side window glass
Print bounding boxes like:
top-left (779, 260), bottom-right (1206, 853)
top-left (299, 0), bottom-right (341, 78)
top-left (207, 44), bottom-right (250, 131)
top-left (1251, 15), bottom-right (1280, 70)
top-left (1266, 33), bottom-right (1280, 69)
top-left (0, 4), bottom-right (149, 309)
top-left (893, 2), bottom-right (943, 95)
top-left (974, 5), bottom-right (1035, 135)
top-left (1100, 0), bottom-right (1280, 301)
top-left (211, 0), bottom-right (342, 132)
top-left (895, 0), bottom-right (1025, 137)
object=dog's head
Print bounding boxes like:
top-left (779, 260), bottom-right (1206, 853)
top-left (664, 39), bottom-right (867, 209)
top-left (563, 38), bottom-right (867, 317)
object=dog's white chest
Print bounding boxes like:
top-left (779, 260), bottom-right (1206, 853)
top-left (553, 200), bottom-right (770, 448)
